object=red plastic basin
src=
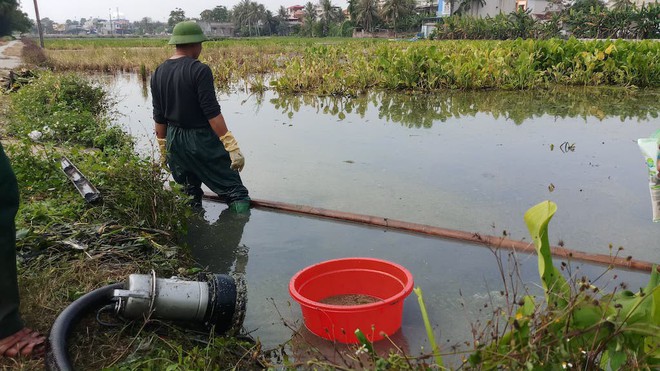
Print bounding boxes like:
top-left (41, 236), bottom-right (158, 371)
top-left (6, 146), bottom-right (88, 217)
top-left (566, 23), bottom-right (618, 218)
top-left (289, 257), bottom-right (414, 343)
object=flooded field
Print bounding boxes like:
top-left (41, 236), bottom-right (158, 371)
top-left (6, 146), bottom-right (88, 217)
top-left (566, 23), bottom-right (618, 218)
top-left (106, 74), bottom-right (658, 358)
top-left (186, 201), bottom-right (651, 360)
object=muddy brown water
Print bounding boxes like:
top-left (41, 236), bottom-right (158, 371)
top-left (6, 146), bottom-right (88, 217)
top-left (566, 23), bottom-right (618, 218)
top-left (319, 294), bottom-right (383, 306)
top-left (105, 73), bottom-right (659, 365)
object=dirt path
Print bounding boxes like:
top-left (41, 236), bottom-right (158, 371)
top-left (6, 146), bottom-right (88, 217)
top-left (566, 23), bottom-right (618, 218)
top-left (0, 40), bottom-right (22, 135)
top-left (0, 40), bottom-right (22, 70)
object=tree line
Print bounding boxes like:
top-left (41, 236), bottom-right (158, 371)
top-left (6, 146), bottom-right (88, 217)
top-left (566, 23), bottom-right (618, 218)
top-left (432, 0), bottom-right (660, 40)
top-left (169, 0), bottom-right (428, 37)
top-left (0, 0), bottom-right (31, 36)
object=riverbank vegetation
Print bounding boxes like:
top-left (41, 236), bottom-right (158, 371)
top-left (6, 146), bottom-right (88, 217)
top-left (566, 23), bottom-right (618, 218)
top-left (356, 202), bottom-right (659, 370)
top-left (41, 38), bottom-right (660, 94)
top-left (0, 72), bottom-right (263, 369)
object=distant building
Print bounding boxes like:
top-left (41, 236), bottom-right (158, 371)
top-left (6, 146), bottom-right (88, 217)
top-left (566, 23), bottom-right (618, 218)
top-left (52, 23), bottom-right (66, 33)
top-left (441, 0), bottom-right (551, 18)
top-left (287, 5), bottom-right (305, 23)
top-left (197, 21), bottom-right (235, 37)
top-left (97, 18), bottom-right (132, 35)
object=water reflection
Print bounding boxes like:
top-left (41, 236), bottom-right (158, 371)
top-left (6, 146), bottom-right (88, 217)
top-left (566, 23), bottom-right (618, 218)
top-left (270, 88), bottom-right (660, 127)
top-left (140, 77), bottom-right (148, 99)
top-left (185, 207), bottom-right (250, 278)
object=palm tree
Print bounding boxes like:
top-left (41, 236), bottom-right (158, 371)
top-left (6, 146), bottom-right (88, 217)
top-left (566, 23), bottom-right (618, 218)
top-left (381, 0), bottom-right (415, 36)
top-left (319, 0), bottom-right (339, 37)
top-left (277, 5), bottom-right (288, 20)
top-left (347, 0), bottom-right (358, 20)
top-left (232, 0), bottom-right (250, 35)
top-left (232, 0), bottom-right (267, 36)
top-left (355, 0), bottom-right (380, 33)
top-left (275, 6), bottom-right (289, 36)
top-left (303, 1), bottom-right (317, 36)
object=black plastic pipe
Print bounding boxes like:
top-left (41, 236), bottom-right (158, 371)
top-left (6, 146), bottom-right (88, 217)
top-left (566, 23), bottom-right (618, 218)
top-left (46, 283), bottom-right (123, 371)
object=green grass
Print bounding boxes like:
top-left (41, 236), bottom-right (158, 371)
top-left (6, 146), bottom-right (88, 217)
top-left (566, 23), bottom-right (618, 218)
top-left (44, 37), bottom-right (169, 49)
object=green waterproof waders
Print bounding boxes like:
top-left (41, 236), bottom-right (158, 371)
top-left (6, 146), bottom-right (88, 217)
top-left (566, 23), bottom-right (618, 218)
top-left (166, 126), bottom-right (250, 207)
top-left (0, 142), bottom-right (24, 338)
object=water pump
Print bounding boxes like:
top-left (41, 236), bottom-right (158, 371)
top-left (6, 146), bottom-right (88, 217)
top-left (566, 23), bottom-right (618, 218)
top-left (112, 270), bottom-right (246, 334)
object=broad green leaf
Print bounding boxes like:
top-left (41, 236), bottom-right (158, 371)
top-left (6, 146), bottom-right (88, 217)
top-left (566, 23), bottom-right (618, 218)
top-left (572, 300), bottom-right (606, 329)
top-left (521, 295), bottom-right (535, 316)
top-left (524, 201), bottom-right (569, 308)
top-left (609, 347), bottom-right (627, 370)
top-left (611, 266), bottom-right (659, 325)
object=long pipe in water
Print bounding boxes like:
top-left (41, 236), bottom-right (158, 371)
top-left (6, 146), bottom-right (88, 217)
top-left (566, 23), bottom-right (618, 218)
top-left (202, 194), bottom-right (658, 273)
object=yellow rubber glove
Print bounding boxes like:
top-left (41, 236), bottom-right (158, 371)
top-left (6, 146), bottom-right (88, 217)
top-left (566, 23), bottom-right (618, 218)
top-left (157, 138), bottom-right (167, 168)
top-left (219, 131), bottom-right (245, 172)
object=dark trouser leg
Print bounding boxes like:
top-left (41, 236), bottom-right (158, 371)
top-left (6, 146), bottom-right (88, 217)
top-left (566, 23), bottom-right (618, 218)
top-left (183, 174), bottom-right (203, 207)
top-left (0, 143), bottom-right (24, 338)
top-left (168, 126), bottom-right (250, 206)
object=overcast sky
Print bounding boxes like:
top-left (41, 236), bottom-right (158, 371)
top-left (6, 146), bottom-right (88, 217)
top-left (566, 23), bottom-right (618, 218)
top-left (20, 0), bottom-right (350, 23)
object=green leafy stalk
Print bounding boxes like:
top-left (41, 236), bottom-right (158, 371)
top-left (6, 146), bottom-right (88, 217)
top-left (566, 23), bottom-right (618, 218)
top-left (524, 201), bottom-right (570, 309)
top-left (414, 286), bottom-right (444, 368)
top-left (354, 329), bottom-right (375, 356)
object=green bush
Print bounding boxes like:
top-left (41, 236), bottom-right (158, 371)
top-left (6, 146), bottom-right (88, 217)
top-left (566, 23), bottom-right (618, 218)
top-left (8, 72), bottom-right (128, 149)
top-left (273, 39), bottom-right (660, 93)
top-left (4, 72), bottom-right (190, 260)
top-left (432, 3), bottom-right (660, 40)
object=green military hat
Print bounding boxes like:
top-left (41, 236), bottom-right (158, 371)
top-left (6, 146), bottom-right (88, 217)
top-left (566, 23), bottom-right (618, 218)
top-left (169, 21), bottom-right (208, 45)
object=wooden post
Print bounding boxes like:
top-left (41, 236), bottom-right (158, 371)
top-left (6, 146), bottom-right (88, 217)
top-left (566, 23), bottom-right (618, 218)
top-left (32, 0), bottom-right (44, 48)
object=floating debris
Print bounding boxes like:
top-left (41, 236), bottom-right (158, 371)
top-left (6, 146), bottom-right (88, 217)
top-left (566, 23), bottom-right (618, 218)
top-left (560, 142), bottom-right (576, 153)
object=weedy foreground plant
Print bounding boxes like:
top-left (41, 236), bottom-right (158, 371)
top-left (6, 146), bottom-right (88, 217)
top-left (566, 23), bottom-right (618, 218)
top-left (337, 201), bottom-right (659, 370)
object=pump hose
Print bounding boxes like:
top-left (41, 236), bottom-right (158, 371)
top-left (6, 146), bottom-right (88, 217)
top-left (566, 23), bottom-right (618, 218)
top-left (46, 283), bottom-right (123, 371)
top-left (203, 193), bottom-right (657, 273)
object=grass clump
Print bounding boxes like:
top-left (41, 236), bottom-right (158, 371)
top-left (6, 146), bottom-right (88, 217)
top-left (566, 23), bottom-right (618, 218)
top-left (8, 71), bottom-right (127, 149)
top-left (20, 37), bottom-right (48, 66)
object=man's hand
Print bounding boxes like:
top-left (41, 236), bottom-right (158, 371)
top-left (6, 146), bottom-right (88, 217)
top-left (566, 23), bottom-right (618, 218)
top-left (219, 131), bottom-right (245, 172)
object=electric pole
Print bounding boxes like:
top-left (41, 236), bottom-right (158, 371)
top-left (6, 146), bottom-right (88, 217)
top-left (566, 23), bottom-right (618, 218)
top-left (33, 0), bottom-right (44, 48)
top-left (109, 9), bottom-right (113, 36)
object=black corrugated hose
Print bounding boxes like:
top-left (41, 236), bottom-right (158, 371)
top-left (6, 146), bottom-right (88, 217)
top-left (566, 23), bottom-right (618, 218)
top-left (46, 283), bottom-right (123, 371)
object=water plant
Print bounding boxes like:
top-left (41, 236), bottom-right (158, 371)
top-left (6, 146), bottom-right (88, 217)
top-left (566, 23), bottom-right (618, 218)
top-left (39, 38), bottom-right (660, 94)
top-left (466, 201), bottom-right (659, 369)
top-left (414, 287), bottom-right (444, 368)
top-left (273, 39), bottom-right (660, 93)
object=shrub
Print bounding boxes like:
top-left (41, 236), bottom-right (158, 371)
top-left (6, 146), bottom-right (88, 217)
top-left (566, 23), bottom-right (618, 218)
top-left (8, 72), bottom-right (128, 149)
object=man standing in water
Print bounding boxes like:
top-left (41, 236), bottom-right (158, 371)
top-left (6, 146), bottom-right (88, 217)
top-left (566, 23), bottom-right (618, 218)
top-left (0, 143), bottom-right (45, 358)
top-left (152, 21), bottom-right (250, 212)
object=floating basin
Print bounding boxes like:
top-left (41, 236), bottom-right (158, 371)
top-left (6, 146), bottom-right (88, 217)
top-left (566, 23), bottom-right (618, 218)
top-left (289, 257), bottom-right (414, 343)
